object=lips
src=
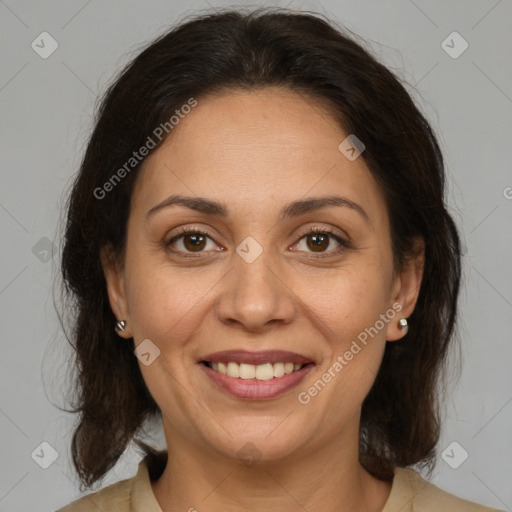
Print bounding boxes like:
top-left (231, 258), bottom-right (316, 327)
top-left (198, 349), bottom-right (315, 400)
top-left (200, 349), bottom-right (313, 366)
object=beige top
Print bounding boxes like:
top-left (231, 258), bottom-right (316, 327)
top-left (56, 459), bottom-right (503, 512)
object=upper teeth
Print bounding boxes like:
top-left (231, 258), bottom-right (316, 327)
top-left (209, 361), bottom-right (303, 380)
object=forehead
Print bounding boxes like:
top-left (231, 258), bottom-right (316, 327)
top-left (132, 87), bottom-right (388, 228)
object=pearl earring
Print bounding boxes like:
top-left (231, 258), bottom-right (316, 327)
top-left (115, 320), bottom-right (127, 335)
top-left (398, 318), bottom-right (408, 334)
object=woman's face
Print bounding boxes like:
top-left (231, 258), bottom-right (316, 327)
top-left (104, 87), bottom-right (423, 464)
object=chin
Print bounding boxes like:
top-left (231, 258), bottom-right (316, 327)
top-left (205, 420), bottom-right (310, 465)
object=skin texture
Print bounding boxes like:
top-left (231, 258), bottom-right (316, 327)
top-left (102, 87), bottom-right (425, 512)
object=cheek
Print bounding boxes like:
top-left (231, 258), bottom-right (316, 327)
top-left (297, 266), bottom-right (390, 343)
top-left (297, 266), bottom-right (390, 398)
top-left (299, 277), bottom-right (389, 427)
top-left (125, 254), bottom-right (223, 343)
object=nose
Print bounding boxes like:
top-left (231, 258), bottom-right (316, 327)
top-left (215, 249), bottom-right (297, 333)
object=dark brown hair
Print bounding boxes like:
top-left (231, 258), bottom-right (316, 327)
top-left (60, 6), bottom-right (461, 490)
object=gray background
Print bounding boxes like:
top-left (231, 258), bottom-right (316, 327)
top-left (1, 0), bottom-right (511, 511)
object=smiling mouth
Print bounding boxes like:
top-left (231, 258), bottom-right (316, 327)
top-left (201, 361), bottom-right (309, 380)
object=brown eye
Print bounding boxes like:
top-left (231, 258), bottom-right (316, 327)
top-left (293, 229), bottom-right (349, 256)
top-left (166, 228), bottom-right (220, 256)
top-left (182, 233), bottom-right (207, 252)
top-left (306, 232), bottom-right (330, 252)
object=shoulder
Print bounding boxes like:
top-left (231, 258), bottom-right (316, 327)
top-left (55, 458), bottom-right (162, 512)
top-left (383, 467), bottom-right (504, 512)
top-left (55, 477), bottom-right (134, 512)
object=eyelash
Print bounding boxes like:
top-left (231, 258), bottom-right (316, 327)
top-left (165, 226), bottom-right (350, 259)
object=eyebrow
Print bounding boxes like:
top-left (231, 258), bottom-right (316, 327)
top-left (146, 194), bottom-right (369, 222)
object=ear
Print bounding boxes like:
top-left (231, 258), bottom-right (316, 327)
top-left (100, 245), bottom-right (132, 338)
top-left (386, 236), bottom-right (425, 342)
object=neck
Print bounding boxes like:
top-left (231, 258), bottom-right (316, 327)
top-left (150, 417), bottom-right (392, 512)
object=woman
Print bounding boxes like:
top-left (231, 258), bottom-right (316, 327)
top-left (56, 7), bottom-right (503, 512)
